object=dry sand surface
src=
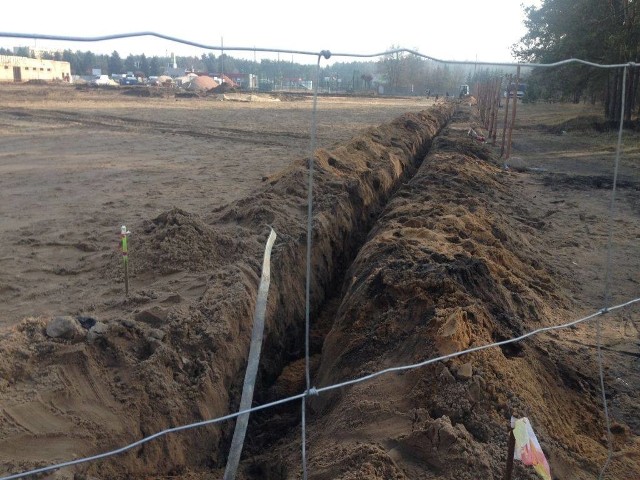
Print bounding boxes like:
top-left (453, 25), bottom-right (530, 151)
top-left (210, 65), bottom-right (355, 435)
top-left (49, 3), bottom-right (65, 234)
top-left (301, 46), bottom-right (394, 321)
top-left (0, 84), bottom-right (638, 480)
top-left (0, 84), bottom-right (433, 324)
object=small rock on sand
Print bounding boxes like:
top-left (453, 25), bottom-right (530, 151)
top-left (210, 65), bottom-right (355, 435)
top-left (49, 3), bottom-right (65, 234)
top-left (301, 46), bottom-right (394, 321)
top-left (135, 306), bottom-right (169, 327)
top-left (46, 316), bottom-right (83, 340)
top-left (456, 362), bottom-right (473, 380)
top-left (146, 328), bottom-right (165, 341)
top-left (86, 321), bottom-right (109, 343)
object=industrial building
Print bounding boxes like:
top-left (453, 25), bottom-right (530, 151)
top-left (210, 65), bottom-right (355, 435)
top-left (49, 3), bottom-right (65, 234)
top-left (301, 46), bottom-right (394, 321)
top-left (0, 55), bottom-right (72, 83)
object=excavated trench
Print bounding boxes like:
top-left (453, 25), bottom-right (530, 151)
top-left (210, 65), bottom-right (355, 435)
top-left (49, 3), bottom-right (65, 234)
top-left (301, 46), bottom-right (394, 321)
top-left (0, 102), bottom-right (455, 478)
top-left (109, 103), bottom-right (458, 476)
top-left (224, 105), bottom-right (635, 479)
top-left (236, 109), bottom-right (477, 460)
top-left (215, 103), bottom-right (559, 478)
top-left (208, 103), bottom-right (456, 465)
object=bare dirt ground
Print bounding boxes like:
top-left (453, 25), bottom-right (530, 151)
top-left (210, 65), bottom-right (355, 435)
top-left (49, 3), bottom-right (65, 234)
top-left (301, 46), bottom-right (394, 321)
top-left (0, 84), bottom-right (434, 324)
top-left (0, 85), bottom-right (638, 480)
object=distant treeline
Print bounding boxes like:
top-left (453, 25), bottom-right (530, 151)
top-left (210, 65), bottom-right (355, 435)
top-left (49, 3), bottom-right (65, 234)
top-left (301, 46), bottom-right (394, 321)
top-left (1, 46), bottom-right (516, 95)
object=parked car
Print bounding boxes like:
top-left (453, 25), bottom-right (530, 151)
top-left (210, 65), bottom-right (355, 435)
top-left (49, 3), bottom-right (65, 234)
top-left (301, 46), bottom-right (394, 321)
top-left (119, 76), bottom-right (139, 86)
top-left (504, 83), bottom-right (527, 99)
top-left (91, 75), bottom-right (112, 86)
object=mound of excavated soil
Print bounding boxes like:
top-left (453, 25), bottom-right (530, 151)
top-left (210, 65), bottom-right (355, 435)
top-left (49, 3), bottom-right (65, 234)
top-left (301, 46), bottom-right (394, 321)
top-left (251, 106), bottom-right (640, 479)
top-left (121, 86), bottom-right (170, 98)
top-left (209, 83), bottom-right (237, 94)
top-left (303, 131), bottom-right (576, 478)
top-left (0, 105), bottom-right (454, 479)
top-left (184, 75), bottom-right (219, 92)
top-left (133, 207), bottom-right (252, 274)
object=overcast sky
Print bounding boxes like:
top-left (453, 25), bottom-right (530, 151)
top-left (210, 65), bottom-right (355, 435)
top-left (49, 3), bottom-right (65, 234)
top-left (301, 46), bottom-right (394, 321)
top-left (0, 1), bottom-right (541, 64)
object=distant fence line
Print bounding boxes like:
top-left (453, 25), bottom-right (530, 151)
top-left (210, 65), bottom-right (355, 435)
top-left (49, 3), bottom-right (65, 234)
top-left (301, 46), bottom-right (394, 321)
top-left (2, 31), bottom-right (640, 68)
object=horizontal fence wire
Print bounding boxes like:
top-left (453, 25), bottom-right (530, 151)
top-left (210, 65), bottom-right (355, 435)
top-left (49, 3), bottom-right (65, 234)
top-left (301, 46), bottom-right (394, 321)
top-left (1, 31), bottom-right (640, 68)
top-left (2, 297), bottom-right (639, 480)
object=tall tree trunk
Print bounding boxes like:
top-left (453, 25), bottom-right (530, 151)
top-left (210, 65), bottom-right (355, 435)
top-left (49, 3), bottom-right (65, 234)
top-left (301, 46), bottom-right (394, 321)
top-left (605, 70), bottom-right (614, 122)
top-left (626, 66), bottom-right (640, 124)
top-left (605, 72), bottom-right (612, 119)
top-left (624, 67), bottom-right (634, 123)
top-left (608, 68), bottom-right (621, 122)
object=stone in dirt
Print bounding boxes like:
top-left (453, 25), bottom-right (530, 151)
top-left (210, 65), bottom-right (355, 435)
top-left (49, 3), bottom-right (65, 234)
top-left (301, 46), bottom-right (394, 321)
top-left (121, 318), bottom-right (136, 328)
top-left (134, 306), bottom-right (169, 327)
top-left (46, 316), bottom-right (83, 340)
top-left (161, 293), bottom-right (182, 304)
top-left (456, 362), bottom-right (473, 380)
top-left (86, 321), bottom-right (108, 343)
top-left (146, 328), bottom-right (165, 341)
top-left (77, 315), bottom-right (97, 330)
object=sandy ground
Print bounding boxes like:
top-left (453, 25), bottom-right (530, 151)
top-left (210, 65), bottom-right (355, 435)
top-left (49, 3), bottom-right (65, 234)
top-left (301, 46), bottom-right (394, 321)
top-left (0, 84), bottom-right (434, 325)
top-left (0, 85), bottom-right (638, 480)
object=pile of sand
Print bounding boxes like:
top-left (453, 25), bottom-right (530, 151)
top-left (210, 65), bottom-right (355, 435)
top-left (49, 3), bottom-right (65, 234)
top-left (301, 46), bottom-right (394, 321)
top-left (133, 208), bottom-right (250, 274)
top-left (183, 75), bottom-right (219, 92)
top-left (209, 82), bottom-right (237, 94)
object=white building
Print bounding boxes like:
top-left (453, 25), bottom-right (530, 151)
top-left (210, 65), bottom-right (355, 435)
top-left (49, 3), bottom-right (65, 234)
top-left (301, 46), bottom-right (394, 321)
top-left (0, 55), bottom-right (72, 83)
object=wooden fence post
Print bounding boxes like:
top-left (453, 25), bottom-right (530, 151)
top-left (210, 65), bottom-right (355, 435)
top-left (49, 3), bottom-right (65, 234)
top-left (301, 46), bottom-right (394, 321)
top-left (501, 74), bottom-right (513, 157)
top-left (488, 78), bottom-right (497, 139)
top-left (505, 65), bottom-right (521, 160)
top-left (491, 76), bottom-right (502, 145)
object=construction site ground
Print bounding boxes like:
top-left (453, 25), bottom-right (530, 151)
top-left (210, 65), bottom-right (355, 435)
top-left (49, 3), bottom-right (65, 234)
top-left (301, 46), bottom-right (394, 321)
top-left (0, 84), bottom-right (638, 480)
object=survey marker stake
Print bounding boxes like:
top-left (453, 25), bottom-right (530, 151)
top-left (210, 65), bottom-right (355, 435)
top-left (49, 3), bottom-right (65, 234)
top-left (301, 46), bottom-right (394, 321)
top-left (120, 225), bottom-right (131, 296)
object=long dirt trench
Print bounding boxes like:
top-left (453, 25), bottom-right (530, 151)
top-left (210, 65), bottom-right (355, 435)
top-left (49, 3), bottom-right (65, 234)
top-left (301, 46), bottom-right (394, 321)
top-left (2, 100), bottom-right (636, 479)
top-left (237, 106), bottom-right (639, 479)
top-left (0, 103), bottom-right (452, 478)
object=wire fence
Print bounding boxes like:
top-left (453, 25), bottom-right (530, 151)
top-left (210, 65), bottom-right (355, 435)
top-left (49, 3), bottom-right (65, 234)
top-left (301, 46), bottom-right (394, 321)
top-left (1, 298), bottom-right (639, 480)
top-left (0, 31), bottom-right (639, 480)
top-left (3, 30), bottom-right (640, 68)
